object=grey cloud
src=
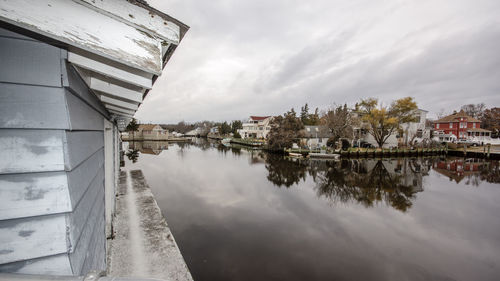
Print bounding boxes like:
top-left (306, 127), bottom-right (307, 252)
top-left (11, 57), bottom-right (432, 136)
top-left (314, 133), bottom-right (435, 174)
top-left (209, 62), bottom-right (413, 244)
top-left (137, 0), bottom-right (500, 123)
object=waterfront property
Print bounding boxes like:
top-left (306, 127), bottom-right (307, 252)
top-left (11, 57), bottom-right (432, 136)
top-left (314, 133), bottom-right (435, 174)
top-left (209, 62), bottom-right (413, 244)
top-left (0, 0), bottom-right (187, 276)
top-left (300, 125), bottom-right (331, 149)
top-left (433, 110), bottom-right (491, 141)
top-left (352, 108), bottom-right (430, 148)
top-left (124, 140), bottom-right (500, 281)
top-left (238, 116), bottom-right (273, 139)
top-left (123, 124), bottom-right (170, 141)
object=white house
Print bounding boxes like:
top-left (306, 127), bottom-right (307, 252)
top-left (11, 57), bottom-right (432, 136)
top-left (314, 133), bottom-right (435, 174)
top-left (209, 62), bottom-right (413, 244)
top-left (300, 125), bottom-right (332, 149)
top-left (352, 108), bottom-right (430, 148)
top-left (238, 116), bottom-right (273, 139)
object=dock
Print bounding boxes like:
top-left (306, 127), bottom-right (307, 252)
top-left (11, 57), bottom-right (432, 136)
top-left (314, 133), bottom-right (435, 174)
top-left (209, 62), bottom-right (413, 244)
top-left (108, 170), bottom-right (193, 281)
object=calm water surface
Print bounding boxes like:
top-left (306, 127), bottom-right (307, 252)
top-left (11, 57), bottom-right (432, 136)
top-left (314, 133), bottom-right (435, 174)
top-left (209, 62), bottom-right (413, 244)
top-left (124, 140), bottom-right (500, 281)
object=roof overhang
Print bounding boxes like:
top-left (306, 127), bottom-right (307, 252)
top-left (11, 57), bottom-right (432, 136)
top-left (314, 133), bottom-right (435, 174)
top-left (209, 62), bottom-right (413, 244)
top-left (0, 0), bottom-right (188, 130)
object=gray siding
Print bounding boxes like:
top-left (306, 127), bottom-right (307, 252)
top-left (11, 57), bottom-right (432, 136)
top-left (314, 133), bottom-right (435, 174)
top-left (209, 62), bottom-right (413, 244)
top-left (0, 27), bottom-right (111, 275)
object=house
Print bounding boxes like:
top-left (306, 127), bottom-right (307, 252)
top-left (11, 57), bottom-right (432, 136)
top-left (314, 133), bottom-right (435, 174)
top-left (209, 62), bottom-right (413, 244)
top-left (137, 124), bottom-right (169, 140)
top-left (238, 116), bottom-right (273, 139)
top-left (185, 127), bottom-right (203, 137)
top-left (352, 109), bottom-right (430, 148)
top-left (0, 0), bottom-right (187, 276)
top-left (300, 126), bottom-right (332, 149)
top-left (210, 126), bottom-right (219, 134)
top-left (433, 110), bottom-right (491, 141)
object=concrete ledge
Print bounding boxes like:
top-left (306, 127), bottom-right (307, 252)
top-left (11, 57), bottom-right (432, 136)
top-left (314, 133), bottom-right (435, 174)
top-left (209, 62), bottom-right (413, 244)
top-left (107, 170), bottom-right (193, 281)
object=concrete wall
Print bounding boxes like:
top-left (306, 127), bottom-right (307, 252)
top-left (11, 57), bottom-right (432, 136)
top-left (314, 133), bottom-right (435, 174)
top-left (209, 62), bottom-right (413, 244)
top-left (0, 27), bottom-right (115, 275)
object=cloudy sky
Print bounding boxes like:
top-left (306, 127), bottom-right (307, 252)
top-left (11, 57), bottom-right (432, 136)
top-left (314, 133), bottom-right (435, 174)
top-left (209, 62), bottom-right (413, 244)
top-left (136, 0), bottom-right (500, 123)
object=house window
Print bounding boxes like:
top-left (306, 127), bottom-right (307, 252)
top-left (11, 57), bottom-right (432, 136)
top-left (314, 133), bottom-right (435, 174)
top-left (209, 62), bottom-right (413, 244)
top-left (416, 129), bottom-right (423, 138)
top-left (449, 123), bottom-right (452, 128)
top-left (473, 123), bottom-right (476, 128)
top-left (436, 124), bottom-right (440, 129)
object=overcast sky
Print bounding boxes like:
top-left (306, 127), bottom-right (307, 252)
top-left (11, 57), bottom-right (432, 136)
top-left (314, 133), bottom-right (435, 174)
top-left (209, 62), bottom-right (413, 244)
top-left (136, 0), bottom-right (500, 123)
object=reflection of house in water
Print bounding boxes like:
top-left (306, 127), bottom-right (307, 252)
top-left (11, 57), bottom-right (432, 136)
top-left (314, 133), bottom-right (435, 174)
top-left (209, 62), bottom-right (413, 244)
top-left (307, 158), bottom-right (429, 212)
top-left (129, 141), bottom-right (170, 155)
top-left (433, 158), bottom-right (487, 184)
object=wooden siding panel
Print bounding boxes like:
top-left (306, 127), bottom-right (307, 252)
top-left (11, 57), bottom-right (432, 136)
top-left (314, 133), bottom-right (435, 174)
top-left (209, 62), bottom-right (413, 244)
top-left (0, 253), bottom-right (72, 275)
top-left (0, 130), bottom-right (65, 174)
top-left (0, 36), bottom-right (61, 87)
top-left (69, 184), bottom-right (105, 275)
top-left (80, 205), bottom-right (106, 274)
top-left (64, 131), bottom-right (104, 171)
top-left (0, 172), bottom-right (71, 221)
top-left (0, 83), bottom-right (69, 129)
top-left (65, 90), bottom-right (105, 131)
top-left (67, 168), bottom-right (104, 252)
top-left (66, 148), bottom-right (104, 209)
top-left (0, 214), bottom-right (68, 264)
top-left (63, 62), bottom-right (109, 118)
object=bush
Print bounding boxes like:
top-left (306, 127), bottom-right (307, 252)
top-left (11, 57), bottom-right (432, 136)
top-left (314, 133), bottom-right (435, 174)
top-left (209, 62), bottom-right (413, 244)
top-left (233, 131), bottom-right (242, 139)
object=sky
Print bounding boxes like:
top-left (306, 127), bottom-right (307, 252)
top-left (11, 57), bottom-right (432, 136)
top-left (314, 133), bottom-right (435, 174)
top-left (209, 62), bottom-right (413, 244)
top-left (136, 0), bottom-right (500, 123)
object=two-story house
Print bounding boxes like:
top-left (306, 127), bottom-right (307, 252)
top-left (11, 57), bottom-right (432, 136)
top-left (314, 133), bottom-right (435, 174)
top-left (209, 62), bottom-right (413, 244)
top-left (433, 110), bottom-right (491, 141)
top-left (238, 116), bottom-right (272, 139)
top-left (352, 108), bottom-right (429, 148)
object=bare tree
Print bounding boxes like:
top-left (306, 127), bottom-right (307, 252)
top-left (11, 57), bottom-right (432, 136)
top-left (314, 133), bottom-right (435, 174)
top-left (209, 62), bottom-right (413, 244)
top-left (461, 103), bottom-right (486, 119)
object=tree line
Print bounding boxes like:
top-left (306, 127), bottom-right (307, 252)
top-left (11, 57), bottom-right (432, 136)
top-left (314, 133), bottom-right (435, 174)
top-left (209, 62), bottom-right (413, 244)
top-left (268, 97), bottom-right (419, 149)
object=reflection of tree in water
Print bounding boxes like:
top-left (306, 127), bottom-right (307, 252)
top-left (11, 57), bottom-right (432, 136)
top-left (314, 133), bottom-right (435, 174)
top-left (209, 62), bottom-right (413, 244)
top-left (231, 147), bottom-right (241, 156)
top-left (314, 160), bottom-right (420, 212)
top-left (126, 148), bottom-right (139, 163)
top-left (216, 144), bottom-right (230, 154)
top-left (480, 161), bottom-right (500, 184)
top-left (265, 154), bottom-right (308, 188)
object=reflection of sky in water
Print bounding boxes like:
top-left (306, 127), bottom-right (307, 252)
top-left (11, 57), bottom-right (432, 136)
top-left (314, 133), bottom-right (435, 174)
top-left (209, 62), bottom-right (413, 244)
top-left (125, 142), bottom-right (500, 281)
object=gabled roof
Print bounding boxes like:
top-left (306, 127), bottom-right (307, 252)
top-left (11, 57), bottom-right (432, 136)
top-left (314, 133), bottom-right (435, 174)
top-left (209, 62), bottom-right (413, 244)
top-left (434, 110), bottom-right (481, 123)
top-left (303, 125), bottom-right (332, 138)
top-left (138, 124), bottom-right (161, 131)
top-left (250, 116), bottom-right (271, 121)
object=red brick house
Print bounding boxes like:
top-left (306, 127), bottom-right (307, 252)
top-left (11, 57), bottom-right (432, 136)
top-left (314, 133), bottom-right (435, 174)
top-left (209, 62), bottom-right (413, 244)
top-left (433, 110), bottom-right (491, 140)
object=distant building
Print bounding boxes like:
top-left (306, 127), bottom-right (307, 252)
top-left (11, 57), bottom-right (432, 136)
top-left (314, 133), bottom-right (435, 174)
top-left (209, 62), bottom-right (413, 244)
top-left (239, 116), bottom-right (272, 139)
top-left (300, 125), bottom-right (331, 148)
top-left (185, 127), bottom-right (203, 137)
top-left (136, 124), bottom-right (169, 140)
top-left (352, 108), bottom-right (430, 148)
top-left (433, 110), bottom-right (491, 141)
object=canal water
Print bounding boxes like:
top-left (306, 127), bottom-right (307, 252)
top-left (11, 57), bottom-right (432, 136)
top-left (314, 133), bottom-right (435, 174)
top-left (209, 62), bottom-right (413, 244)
top-left (124, 140), bottom-right (500, 281)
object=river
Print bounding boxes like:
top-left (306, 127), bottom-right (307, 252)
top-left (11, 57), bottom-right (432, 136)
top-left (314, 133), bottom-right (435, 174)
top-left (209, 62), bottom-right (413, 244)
top-left (124, 139), bottom-right (500, 281)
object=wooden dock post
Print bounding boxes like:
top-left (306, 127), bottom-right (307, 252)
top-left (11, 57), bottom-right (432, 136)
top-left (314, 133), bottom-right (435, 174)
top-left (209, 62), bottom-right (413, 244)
top-left (487, 144), bottom-right (491, 159)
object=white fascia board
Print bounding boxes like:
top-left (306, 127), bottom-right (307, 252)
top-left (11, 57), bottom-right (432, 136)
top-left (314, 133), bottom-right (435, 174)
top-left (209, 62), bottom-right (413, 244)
top-left (0, 0), bottom-right (163, 74)
top-left (100, 95), bottom-right (139, 111)
top-left (90, 77), bottom-right (143, 104)
top-left (68, 51), bottom-right (152, 89)
top-left (105, 104), bottom-right (136, 116)
top-left (80, 0), bottom-right (180, 45)
top-left (109, 110), bottom-right (134, 118)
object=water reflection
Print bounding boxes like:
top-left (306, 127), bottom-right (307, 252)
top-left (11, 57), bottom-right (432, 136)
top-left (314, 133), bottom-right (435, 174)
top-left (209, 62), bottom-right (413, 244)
top-left (123, 140), bottom-right (500, 281)
top-left (433, 158), bottom-right (500, 185)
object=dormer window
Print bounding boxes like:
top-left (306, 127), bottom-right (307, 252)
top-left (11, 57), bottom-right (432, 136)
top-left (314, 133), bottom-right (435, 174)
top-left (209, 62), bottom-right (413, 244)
top-left (449, 123), bottom-right (452, 128)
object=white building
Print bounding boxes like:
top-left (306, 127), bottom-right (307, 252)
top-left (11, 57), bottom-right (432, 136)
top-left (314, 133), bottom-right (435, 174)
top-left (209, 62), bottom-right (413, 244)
top-left (0, 0), bottom-right (188, 276)
top-left (238, 116), bottom-right (273, 139)
top-left (353, 109), bottom-right (430, 148)
top-left (300, 125), bottom-right (332, 149)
